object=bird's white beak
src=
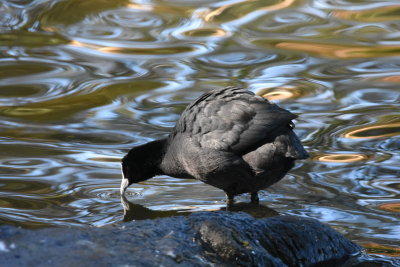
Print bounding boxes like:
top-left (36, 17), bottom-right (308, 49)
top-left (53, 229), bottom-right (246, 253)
top-left (120, 178), bottom-right (130, 195)
top-left (120, 165), bottom-right (129, 195)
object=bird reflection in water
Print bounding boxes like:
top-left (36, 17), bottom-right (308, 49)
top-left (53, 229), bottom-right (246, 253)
top-left (121, 195), bottom-right (279, 222)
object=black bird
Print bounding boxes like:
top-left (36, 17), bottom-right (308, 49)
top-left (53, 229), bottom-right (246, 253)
top-left (121, 87), bottom-right (308, 204)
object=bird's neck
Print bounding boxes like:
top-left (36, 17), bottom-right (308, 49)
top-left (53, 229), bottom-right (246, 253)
top-left (138, 138), bottom-right (167, 178)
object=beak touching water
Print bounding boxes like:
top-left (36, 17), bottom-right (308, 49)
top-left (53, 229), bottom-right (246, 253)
top-left (120, 178), bottom-right (129, 195)
top-left (120, 165), bottom-right (129, 195)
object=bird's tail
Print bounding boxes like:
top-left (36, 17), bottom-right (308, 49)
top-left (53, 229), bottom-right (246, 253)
top-left (284, 131), bottom-right (309, 160)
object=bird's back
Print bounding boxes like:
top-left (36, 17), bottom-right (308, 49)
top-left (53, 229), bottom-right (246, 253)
top-left (172, 87), bottom-right (302, 154)
top-left (162, 87), bottom-right (308, 195)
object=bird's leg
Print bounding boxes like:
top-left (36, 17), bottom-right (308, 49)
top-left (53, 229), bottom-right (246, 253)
top-left (225, 192), bottom-right (234, 206)
top-left (250, 192), bottom-right (259, 204)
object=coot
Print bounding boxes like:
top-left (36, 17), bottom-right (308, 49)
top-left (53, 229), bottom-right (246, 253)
top-left (121, 87), bottom-right (308, 204)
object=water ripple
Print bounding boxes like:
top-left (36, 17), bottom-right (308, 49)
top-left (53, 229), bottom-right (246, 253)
top-left (0, 3), bottom-right (26, 30)
top-left (0, 0), bottom-right (399, 259)
top-left (0, 58), bottom-right (86, 106)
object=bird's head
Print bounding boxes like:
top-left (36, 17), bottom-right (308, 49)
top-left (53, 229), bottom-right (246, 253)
top-left (120, 150), bottom-right (147, 195)
top-left (120, 139), bottom-right (166, 195)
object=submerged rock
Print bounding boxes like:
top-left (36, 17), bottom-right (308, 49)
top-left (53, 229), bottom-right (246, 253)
top-left (0, 212), bottom-right (396, 266)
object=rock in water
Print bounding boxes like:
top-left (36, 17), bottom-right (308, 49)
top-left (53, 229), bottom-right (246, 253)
top-left (0, 212), bottom-right (368, 266)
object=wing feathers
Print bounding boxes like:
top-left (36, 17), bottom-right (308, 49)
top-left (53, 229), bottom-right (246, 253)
top-left (173, 87), bottom-right (299, 155)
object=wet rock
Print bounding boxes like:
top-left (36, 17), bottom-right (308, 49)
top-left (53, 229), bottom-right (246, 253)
top-left (191, 213), bottom-right (360, 266)
top-left (0, 212), bottom-right (394, 267)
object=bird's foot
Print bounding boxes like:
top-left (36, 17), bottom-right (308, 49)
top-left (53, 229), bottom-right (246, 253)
top-left (226, 193), bottom-right (234, 206)
top-left (250, 192), bottom-right (259, 204)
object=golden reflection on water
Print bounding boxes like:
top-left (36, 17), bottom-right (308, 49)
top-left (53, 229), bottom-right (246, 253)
top-left (126, 3), bottom-right (153, 11)
top-left (334, 5), bottom-right (400, 22)
top-left (257, 86), bottom-right (305, 100)
top-left (363, 242), bottom-right (400, 257)
top-left (263, 90), bottom-right (294, 100)
top-left (69, 40), bottom-right (98, 49)
top-left (88, 157), bottom-right (121, 163)
top-left (182, 28), bottom-right (228, 38)
top-left (377, 203), bottom-right (400, 213)
top-left (98, 46), bottom-right (196, 55)
top-left (69, 40), bottom-right (197, 55)
top-left (202, 0), bottom-right (297, 22)
top-left (3, 107), bottom-right (52, 116)
top-left (274, 41), bottom-right (400, 59)
top-left (314, 154), bottom-right (368, 163)
top-left (343, 122), bottom-right (400, 139)
top-left (378, 76), bottom-right (400, 83)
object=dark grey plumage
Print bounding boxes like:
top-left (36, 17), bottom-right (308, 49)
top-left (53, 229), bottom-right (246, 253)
top-left (121, 87), bottom-right (308, 204)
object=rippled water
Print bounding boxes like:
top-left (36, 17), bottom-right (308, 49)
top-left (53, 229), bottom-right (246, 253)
top-left (1, 0), bottom-right (399, 258)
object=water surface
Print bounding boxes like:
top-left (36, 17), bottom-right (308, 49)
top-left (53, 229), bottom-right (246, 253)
top-left (0, 0), bottom-right (399, 258)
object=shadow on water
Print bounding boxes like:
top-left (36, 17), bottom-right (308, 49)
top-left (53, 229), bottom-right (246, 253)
top-left (121, 195), bottom-right (191, 222)
top-left (121, 195), bottom-right (278, 222)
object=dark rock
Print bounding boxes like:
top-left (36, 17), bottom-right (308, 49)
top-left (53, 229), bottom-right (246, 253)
top-left (190, 213), bottom-right (361, 266)
top-left (0, 211), bottom-right (396, 267)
